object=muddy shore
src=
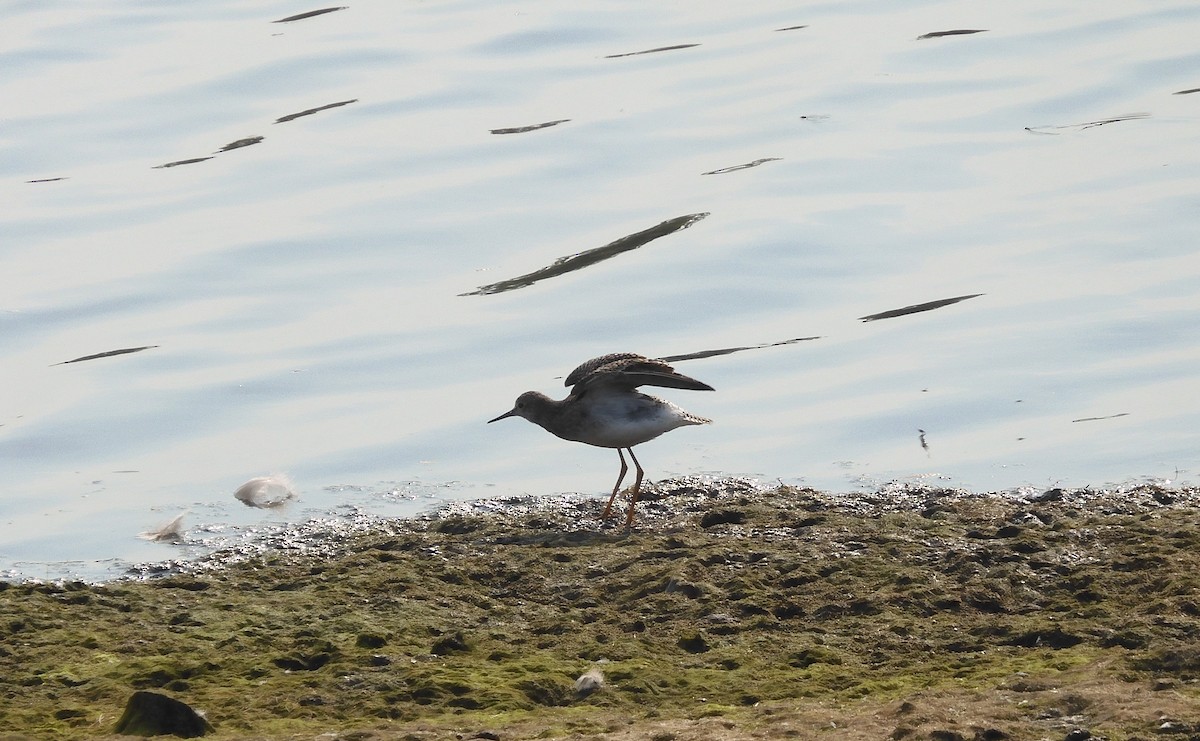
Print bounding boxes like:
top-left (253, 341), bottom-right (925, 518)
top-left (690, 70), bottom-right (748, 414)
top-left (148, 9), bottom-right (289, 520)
top-left (2, 479), bottom-right (1199, 740)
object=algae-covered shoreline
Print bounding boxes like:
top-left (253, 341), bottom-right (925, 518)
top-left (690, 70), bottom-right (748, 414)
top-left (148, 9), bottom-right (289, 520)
top-left (3, 479), bottom-right (1199, 740)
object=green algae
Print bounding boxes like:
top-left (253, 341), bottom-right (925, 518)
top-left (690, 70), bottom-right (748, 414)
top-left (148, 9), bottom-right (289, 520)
top-left (2, 481), bottom-right (1200, 740)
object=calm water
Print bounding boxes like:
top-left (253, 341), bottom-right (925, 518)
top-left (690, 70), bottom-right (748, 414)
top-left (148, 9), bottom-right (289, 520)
top-left (3, 0), bottom-right (1199, 580)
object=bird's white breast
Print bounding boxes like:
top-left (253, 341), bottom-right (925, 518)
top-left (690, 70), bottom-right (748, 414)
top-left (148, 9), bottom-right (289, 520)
top-left (572, 391), bottom-right (708, 448)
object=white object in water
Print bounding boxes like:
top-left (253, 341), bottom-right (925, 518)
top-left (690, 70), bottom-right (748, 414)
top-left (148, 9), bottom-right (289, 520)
top-left (139, 511), bottom-right (187, 542)
top-left (234, 474), bottom-right (296, 508)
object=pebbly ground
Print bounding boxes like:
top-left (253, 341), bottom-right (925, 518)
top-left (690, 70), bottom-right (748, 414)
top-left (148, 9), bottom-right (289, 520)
top-left (2, 479), bottom-right (1199, 740)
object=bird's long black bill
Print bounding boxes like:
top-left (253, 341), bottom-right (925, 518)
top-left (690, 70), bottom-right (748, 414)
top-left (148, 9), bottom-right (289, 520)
top-left (487, 409), bottom-right (518, 423)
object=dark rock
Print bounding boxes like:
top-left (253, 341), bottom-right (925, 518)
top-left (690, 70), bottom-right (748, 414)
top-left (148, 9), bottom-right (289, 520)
top-left (699, 509), bottom-right (746, 528)
top-left (1029, 488), bottom-right (1064, 503)
top-left (431, 630), bottom-right (470, 655)
top-left (1149, 489), bottom-right (1175, 505)
top-left (677, 633), bottom-right (710, 653)
top-left (356, 632), bottom-right (387, 648)
top-left (1063, 729), bottom-right (1091, 741)
top-left (113, 690), bottom-right (214, 737)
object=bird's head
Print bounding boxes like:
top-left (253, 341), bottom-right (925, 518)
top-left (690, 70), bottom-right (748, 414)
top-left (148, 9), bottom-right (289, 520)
top-left (487, 391), bottom-right (553, 424)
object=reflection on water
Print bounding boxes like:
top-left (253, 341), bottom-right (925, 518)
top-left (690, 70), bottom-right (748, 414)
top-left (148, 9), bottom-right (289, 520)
top-left (1072, 413), bottom-right (1130, 424)
top-left (149, 98), bottom-right (357, 168)
top-left (3, 0), bottom-right (1200, 580)
top-left (701, 158), bottom-right (782, 176)
top-left (660, 337), bottom-right (820, 364)
top-left (153, 156), bottom-right (213, 169)
top-left (462, 213), bottom-right (709, 296)
top-left (272, 7), bottom-right (348, 24)
top-left (218, 137), bottom-right (264, 153)
top-left (51, 345), bottom-right (159, 367)
top-left (1024, 112), bottom-right (1150, 134)
top-left (490, 119), bottom-right (571, 135)
top-left (274, 99), bottom-right (357, 124)
top-left (604, 43), bottom-right (701, 59)
top-left (858, 295), bottom-right (984, 323)
top-left (917, 29), bottom-right (988, 40)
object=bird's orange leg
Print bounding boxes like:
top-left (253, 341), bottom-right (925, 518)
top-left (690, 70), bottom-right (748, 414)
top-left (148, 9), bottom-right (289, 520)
top-left (624, 447), bottom-right (645, 528)
top-left (602, 448), bottom-right (629, 519)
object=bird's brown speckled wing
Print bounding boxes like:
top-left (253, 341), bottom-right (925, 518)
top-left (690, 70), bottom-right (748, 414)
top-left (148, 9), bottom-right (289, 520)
top-left (567, 353), bottom-right (714, 393)
top-left (564, 352), bottom-right (645, 387)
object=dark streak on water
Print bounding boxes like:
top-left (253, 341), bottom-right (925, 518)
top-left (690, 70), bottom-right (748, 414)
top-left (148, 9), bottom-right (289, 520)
top-left (490, 119), bottom-right (571, 135)
top-left (701, 158), bottom-right (782, 176)
top-left (275, 99), bottom-right (358, 124)
top-left (660, 336), bottom-right (821, 363)
top-left (1025, 112), bottom-right (1150, 134)
top-left (218, 136), bottom-right (265, 152)
top-left (51, 346), bottom-right (160, 366)
top-left (858, 294), bottom-right (983, 322)
top-left (153, 157), bottom-right (213, 169)
top-left (605, 44), bottom-right (700, 59)
top-left (272, 7), bottom-right (348, 24)
top-left (1072, 413), bottom-right (1131, 423)
top-left (461, 212), bottom-right (710, 296)
top-left (153, 102), bottom-right (355, 170)
top-left (917, 29), bottom-right (988, 40)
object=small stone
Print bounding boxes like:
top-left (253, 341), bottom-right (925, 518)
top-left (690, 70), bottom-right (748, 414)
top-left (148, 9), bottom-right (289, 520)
top-left (113, 690), bottom-right (214, 737)
top-left (1063, 729), bottom-right (1091, 741)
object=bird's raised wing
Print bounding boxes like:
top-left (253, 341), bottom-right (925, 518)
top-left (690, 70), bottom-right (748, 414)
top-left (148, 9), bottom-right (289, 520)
top-left (564, 352), bottom-right (644, 387)
top-left (567, 353), bottom-right (714, 393)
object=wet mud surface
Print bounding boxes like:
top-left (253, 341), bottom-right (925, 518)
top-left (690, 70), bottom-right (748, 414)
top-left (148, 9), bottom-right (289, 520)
top-left (3, 478), bottom-right (1199, 740)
